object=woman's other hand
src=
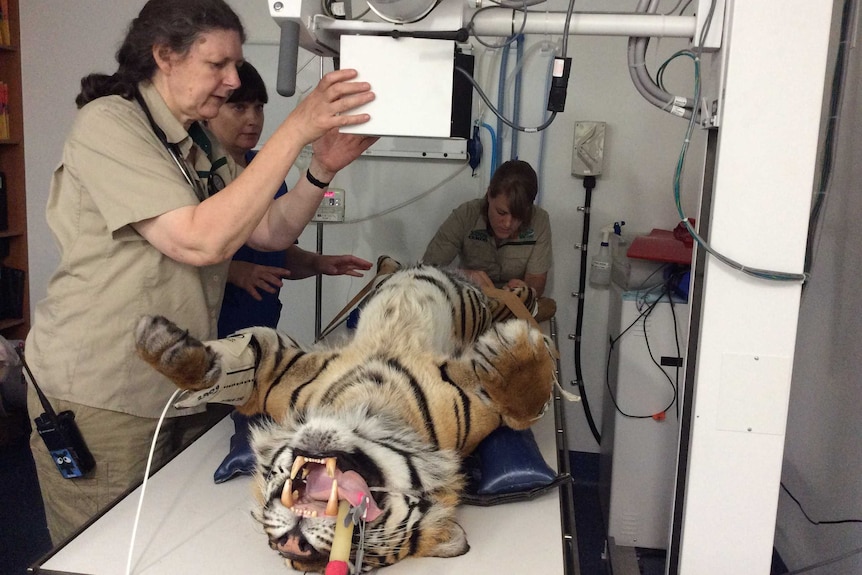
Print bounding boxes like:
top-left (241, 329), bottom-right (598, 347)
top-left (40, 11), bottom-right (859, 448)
top-left (505, 278), bottom-right (528, 290)
top-left (227, 260), bottom-right (290, 301)
top-left (463, 269), bottom-right (495, 289)
top-left (315, 254), bottom-right (373, 277)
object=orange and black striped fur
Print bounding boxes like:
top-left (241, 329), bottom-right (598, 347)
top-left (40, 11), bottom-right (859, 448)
top-left (134, 264), bottom-right (555, 572)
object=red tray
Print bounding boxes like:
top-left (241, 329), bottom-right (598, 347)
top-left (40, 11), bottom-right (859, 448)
top-left (627, 227), bottom-right (693, 264)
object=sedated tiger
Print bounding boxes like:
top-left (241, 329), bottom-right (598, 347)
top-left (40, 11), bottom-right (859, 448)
top-left (134, 261), bottom-right (556, 572)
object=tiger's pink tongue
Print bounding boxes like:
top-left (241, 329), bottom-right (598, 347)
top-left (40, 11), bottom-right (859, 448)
top-left (306, 467), bottom-right (382, 522)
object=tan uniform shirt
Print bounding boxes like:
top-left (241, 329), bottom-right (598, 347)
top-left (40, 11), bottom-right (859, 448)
top-left (26, 81), bottom-right (236, 418)
top-left (422, 197), bottom-right (553, 286)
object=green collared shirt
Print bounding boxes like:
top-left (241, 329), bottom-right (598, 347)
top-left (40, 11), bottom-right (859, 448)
top-left (422, 197), bottom-right (553, 286)
top-left (26, 81), bottom-right (237, 418)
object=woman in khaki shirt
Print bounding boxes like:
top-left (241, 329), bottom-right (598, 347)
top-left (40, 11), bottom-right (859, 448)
top-left (25, 0), bottom-right (376, 545)
top-left (422, 160), bottom-right (556, 320)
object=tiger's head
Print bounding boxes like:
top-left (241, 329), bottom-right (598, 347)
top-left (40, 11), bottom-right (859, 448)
top-left (249, 406), bottom-right (469, 572)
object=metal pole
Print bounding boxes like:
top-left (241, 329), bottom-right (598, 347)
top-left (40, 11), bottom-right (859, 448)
top-left (315, 221), bottom-right (323, 341)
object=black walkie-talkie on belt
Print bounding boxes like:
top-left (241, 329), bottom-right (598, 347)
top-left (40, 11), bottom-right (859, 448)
top-left (17, 348), bottom-right (95, 479)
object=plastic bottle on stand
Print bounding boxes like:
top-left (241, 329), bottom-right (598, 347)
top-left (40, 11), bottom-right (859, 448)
top-left (610, 221), bottom-right (630, 288)
top-left (590, 233), bottom-right (612, 287)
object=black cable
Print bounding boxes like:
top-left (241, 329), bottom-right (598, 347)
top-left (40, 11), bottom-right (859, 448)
top-left (573, 175), bottom-right (602, 445)
top-left (777, 478), bottom-right (862, 574)
top-left (455, 66), bottom-right (558, 133)
top-left (604, 285), bottom-right (677, 419)
top-left (666, 278), bottom-right (683, 421)
top-left (781, 482), bottom-right (862, 526)
top-left (804, 0), bottom-right (854, 281)
top-left (646, 266), bottom-right (687, 422)
top-left (603, 267), bottom-right (688, 421)
top-left (642, 290), bottom-right (680, 419)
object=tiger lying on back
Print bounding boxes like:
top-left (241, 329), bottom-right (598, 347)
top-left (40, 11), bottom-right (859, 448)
top-left (134, 262), bottom-right (555, 573)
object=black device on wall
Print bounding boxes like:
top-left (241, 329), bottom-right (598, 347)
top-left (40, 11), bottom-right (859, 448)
top-left (451, 50), bottom-right (474, 139)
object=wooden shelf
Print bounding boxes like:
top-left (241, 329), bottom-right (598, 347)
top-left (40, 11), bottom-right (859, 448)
top-left (0, 0), bottom-right (30, 342)
top-left (0, 317), bottom-right (23, 331)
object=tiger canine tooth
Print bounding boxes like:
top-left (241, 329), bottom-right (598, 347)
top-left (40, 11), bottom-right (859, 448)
top-left (325, 479), bottom-right (339, 517)
top-left (325, 457), bottom-right (337, 478)
top-left (281, 479), bottom-right (294, 508)
top-left (290, 456), bottom-right (306, 480)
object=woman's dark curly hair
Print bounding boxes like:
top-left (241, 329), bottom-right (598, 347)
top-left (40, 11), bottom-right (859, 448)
top-left (481, 159), bottom-right (539, 227)
top-left (75, 0), bottom-right (245, 108)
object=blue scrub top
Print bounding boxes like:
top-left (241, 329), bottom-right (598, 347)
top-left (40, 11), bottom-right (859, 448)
top-left (218, 150), bottom-right (290, 337)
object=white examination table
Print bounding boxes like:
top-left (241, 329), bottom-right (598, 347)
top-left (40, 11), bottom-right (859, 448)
top-left (30, 327), bottom-right (577, 575)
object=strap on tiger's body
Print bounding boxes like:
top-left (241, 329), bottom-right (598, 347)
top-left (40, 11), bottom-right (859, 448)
top-left (316, 277), bottom-right (375, 343)
top-left (483, 286), bottom-right (540, 330)
top-left (316, 265), bottom-right (394, 343)
top-left (482, 286), bottom-right (560, 359)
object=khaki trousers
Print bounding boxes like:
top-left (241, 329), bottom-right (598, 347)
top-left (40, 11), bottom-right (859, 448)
top-left (26, 387), bottom-right (230, 546)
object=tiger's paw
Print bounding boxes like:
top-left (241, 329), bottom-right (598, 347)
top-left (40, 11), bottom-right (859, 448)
top-left (473, 320), bottom-right (555, 429)
top-left (134, 315), bottom-right (221, 392)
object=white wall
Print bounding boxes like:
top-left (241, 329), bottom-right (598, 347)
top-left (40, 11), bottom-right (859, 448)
top-left (20, 0), bottom-right (704, 459)
top-left (775, 1), bottom-right (862, 572)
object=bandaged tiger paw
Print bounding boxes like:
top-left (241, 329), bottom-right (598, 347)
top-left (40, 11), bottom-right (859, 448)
top-left (135, 263), bottom-right (555, 572)
top-left (375, 254), bottom-right (402, 275)
top-left (534, 296), bottom-right (557, 322)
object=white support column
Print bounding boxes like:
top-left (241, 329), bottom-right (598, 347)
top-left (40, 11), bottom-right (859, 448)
top-left (677, 1), bottom-right (834, 573)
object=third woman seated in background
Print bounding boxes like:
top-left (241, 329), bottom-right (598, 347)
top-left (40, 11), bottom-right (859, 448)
top-left (422, 159), bottom-right (555, 321)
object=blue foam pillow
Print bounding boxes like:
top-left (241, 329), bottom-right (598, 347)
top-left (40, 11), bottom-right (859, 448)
top-left (213, 411), bottom-right (271, 484)
top-left (214, 413), bottom-right (569, 503)
top-left (461, 426), bottom-right (568, 506)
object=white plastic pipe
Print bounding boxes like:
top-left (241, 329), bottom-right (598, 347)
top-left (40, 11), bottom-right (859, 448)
top-left (321, 12), bottom-right (697, 40)
top-left (470, 11), bottom-right (697, 38)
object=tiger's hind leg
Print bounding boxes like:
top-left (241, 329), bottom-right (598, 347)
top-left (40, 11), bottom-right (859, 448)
top-left (134, 315), bottom-right (222, 392)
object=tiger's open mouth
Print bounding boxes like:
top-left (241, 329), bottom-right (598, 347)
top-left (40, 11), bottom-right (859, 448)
top-left (280, 455), bottom-right (383, 522)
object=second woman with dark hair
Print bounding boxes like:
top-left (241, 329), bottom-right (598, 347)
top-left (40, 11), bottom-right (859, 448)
top-left (206, 61), bottom-right (373, 337)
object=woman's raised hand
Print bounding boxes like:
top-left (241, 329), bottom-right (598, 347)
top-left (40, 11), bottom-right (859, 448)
top-left (288, 68), bottom-right (375, 146)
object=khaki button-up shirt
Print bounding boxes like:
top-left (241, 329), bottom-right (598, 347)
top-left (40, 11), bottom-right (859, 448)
top-left (26, 81), bottom-right (236, 418)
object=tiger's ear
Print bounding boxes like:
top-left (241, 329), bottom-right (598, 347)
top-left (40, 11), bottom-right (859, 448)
top-left (417, 519), bottom-right (469, 558)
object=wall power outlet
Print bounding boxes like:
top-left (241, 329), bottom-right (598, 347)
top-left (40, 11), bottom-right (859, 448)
top-left (572, 121), bottom-right (606, 177)
top-left (312, 187), bottom-right (345, 223)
